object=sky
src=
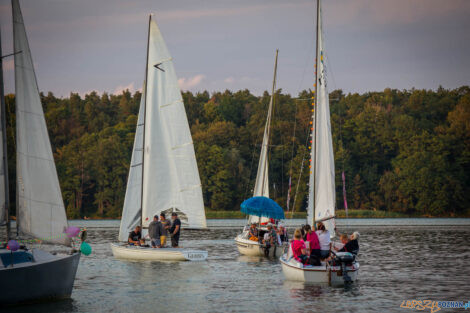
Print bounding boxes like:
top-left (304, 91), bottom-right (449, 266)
top-left (0, 0), bottom-right (469, 97)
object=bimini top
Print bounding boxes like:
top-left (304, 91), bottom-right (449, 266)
top-left (241, 196), bottom-right (285, 220)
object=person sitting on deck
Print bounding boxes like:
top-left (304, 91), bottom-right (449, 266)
top-left (316, 222), bottom-right (331, 259)
top-left (128, 226), bottom-right (142, 246)
top-left (291, 229), bottom-right (308, 264)
top-left (337, 232), bottom-right (359, 255)
top-left (248, 223), bottom-right (258, 241)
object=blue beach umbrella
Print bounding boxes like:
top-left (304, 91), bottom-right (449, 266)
top-left (240, 196), bottom-right (285, 220)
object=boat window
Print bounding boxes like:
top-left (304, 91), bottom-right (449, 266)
top-left (0, 251), bottom-right (35, 267)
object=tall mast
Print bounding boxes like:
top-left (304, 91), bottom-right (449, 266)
top-left (140, 14), bottom-right (151, 228)
top-left (312, 0), bottom-right (320, 227)
top-left (260, 49), bottom-right (278, 194)
top-left (0, 23), bottom-right (11, 241)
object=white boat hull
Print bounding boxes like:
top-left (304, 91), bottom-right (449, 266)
top-left (111, 243), bottom-right (207, 261)
top-left (234, 235), bottom-right (286, 258)
top-left (280, 254), bottom-right (359, 285)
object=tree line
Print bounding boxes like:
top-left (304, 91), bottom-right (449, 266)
top-left (3, 85), bottom-right (469, 218)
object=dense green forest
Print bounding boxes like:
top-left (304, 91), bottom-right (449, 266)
top-left (4, 86), bottom-right (470, 218)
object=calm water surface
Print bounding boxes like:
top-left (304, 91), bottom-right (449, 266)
top-left (2, 219), bottom-right (470, 313)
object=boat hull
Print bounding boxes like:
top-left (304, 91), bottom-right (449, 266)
top-left (280, 254), bottom-right (359, 285)
top-left (235, 236), bottom-right (286, 258)
top-left (0, 250), bottom-right (80, 306)
top-left (110, 243), bottom-right (207, 261)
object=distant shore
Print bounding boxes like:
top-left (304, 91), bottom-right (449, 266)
top-left (26, 209), bottom-right (465, 220)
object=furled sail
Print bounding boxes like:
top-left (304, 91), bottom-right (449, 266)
top-left (249, 50), bottom-right (278, 224)
top-left (307, 0), bottom-right (336, 237)
top-left (118, 86), bottom-right (145, 241)
top-left (13, 0), bottom-right (69, 245)
top-left (141, 16), bottom-right (206, 229)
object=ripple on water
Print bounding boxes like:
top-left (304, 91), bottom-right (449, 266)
top-left (1, 220), bottom-right (469, 313)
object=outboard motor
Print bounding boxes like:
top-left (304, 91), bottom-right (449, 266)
top-left (332, 252), bottom-right (355, 283)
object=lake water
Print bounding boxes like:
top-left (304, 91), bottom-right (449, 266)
top-left (2, 218), bottom-right (470, 313)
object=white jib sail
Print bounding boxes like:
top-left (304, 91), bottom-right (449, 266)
top-left (307, 0), bottom-right (336, 237)
top-left (13, 0), bottom-right (69, 245)
top-left (118, 85), bottom-right (145, 241)
top-left (141, 16), bottom-right (206, 229)
top-left (249, 50), bottom-right (278, 225)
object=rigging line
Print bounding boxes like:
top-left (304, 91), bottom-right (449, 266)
top-left (243, 116), bottom-right (263, 200)
top-left (286, 98), bottom-right (299, 217)
top-left (291, 121), bottom-right (312, 218)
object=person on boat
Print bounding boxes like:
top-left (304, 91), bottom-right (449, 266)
top-left (278, 223), bottom-right (288, 243)
top-left (305, 224), bottom-right (321, 260)
top-left (128, 225), bottom-right (142, 246)
top-left (248, 223), bottom-right (258, 241)
top-left (316, 222), bottom-right (331, 259)
top-left (170, 212), bottom-right (181, 248)
top-left (262, 223), bottom-right (277, 256)
top-left (338, 232), bottom-right (360, 255)
top-left (291, 228), bottom-right (308, 263)
top-left (160, 212), bottom-right (170, 247)
top-left (273, 224), bottom-right (282, 245)
top-left (148, 215), bottom-right (163, 248)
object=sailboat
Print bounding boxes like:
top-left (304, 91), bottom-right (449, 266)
top-left (280, 0), bottom-right (359, 284)
top-left (0, 0), bottom-right (81, 304)
top-left (234, 50), bottom-right (287, 258)
top-left (111, 14), bottom-right (207, 262)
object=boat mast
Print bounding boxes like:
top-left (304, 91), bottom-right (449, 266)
top-left (140, 14), bottom-right (151, 229)
top-left (0, 23), bottom-right (11, 241)
top-left (260, 49), bottom-right (278, 195)
top-left (312, 0), bottom-right (320, 228)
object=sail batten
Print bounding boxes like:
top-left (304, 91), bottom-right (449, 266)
top-left (13, 0), bottom-right (69, 245)
top-left (307, 0), bottom-right (336, 238)
top-left (139, 16), bottom-right (206, 229)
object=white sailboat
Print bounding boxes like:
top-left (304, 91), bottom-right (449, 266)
top-left (234, 50), bottom-right (287, 258)
top-left (280, 0), bottom-right (359, 284)
top-left (0, 0), bottom-right (80, 304)
top-left (111, 14), bottom-right (207, 262)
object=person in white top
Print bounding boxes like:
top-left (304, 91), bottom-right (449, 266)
top-left (315, 222), bottom-right (331, 259)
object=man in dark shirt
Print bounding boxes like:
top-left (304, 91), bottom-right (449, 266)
top-left (148, 215), bottom-right (163, 248)
top-left (128, 225), bottom-right (142, 245)
top-left (170, 212), bottom-right (181, 248)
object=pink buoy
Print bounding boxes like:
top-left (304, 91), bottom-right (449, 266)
top-left (65, 226), bottom-right (81, 238)
top-left (7, 240), bottom-right (19, 252)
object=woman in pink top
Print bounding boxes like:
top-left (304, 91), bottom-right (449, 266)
top-left (291, 229), bottom-right (308, 263)
top-left (304, 224), bottom-right (321, 259)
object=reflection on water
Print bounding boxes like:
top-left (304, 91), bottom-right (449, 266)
top-left (1, 219), bottom-right (470, 312)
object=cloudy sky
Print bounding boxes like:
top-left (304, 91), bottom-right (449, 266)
top-left (0, 0), bottom-right (469, 97)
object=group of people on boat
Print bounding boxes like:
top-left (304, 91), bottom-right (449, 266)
top-left (128, 212), bottom-right (182, 248)
top-left (290, 221), bottom-right (360, 266)
top-left (248, 222), bottom-right (288, 244)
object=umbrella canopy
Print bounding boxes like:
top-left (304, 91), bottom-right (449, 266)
top-left (240, 196), bottom-right (285, 220)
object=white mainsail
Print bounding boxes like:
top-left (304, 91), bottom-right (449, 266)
top-left (307, 0), bottom-right (336, 237)
top-left (248, 50), bottom-right (278, 224)
top-left (118, 86), bottom-right (145, 241)
top-left (140, 16), bottom-right (206, 229)
top-left (13, 0), bottom-right (69, 245)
